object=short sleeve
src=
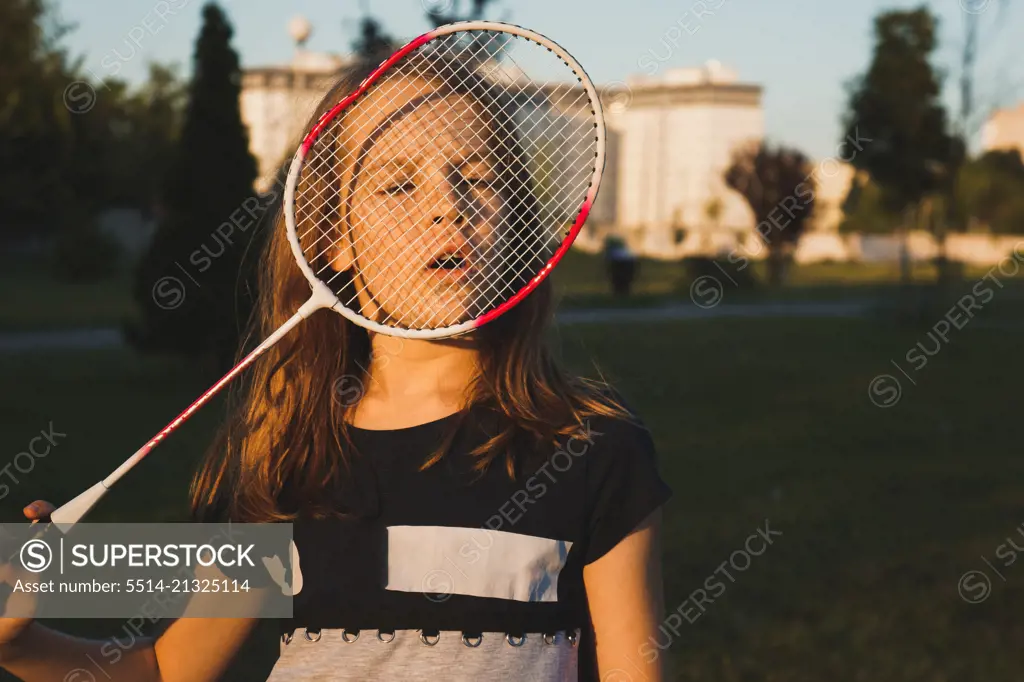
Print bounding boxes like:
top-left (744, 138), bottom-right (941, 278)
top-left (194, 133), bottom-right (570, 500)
top-left (583, 414), bottom-right (672, 564)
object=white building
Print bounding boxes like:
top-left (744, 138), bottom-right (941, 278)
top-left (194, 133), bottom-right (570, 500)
top-left (982, 102), bottom-right (1024, 158)
top-left (241, 53), bottom-right (351, 191)
top-left (240, 18), bottom-right (354, 191)
top-left (808, 161), bottom-right (857, 233)
top-left (596, 62), bottom-right (764, 257)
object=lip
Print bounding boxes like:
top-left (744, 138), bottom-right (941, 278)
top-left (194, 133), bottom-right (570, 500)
top-left (425, 262), bottom-right (476, 284)
top-left (424, 244), bottom-right (475, 283)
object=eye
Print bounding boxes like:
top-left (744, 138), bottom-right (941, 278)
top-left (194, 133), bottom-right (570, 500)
top-left (459, 162), bottom-right (496, 189)
top-left (378, 181), bottom-right (415, 197)
top-left (465, 175), bottom-right (494, 187)
top-left (461, 171), bottom-right (496, 189)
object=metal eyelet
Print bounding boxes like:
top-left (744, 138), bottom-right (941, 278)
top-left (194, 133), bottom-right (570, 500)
top-left (377, 630), bottom-right (395, 643)
top-left (567, 629), bottom-right (579, 647)
top-left (281, 631), bottom-right (293, 645)
top-left (542, 633), bottom-right (557, 645)
top-left (420, 631), bottom-right (441, 646)
top-left (462, 633), bottom-right (483, 647)
top-left (341, 629), bottom-right (360, 643)
top-left (506, 633), bottom-right (527, 647)
top-left (303, 628), bottom-right (322, 642)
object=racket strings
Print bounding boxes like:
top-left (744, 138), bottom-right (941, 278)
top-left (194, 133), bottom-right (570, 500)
top-left (300, 31), bottom-right (589, 259)
top-left (314, 85), bottom-right (591, 286)
top-left (340, 89), bottom-right (593, 294)
top-left (307, 33), bottom-right (588, 231)
top-left (309, 73), bottom-right (594, 326)
top-left (365, 95), bottom-right (595, 328)
top-left (303, 37), bottom-right (593, 294)
top-left (293, 30), bottom-right (599, 330)
top-left (344, 112), bottom-right (591, 331)
top-left (305, 116), bottom-right (552, 321)
top-left (302, 37), bottom-right (567, 269)
top-left (348, 88), bottom-right (595, 326)
top-left (299, 40), bottom-right (496, 270)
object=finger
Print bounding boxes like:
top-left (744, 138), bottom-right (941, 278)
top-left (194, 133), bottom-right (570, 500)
top-left (22, 501), bottom-right (55, 521)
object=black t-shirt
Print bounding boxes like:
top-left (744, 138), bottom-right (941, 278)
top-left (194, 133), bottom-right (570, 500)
top-left (275, 403), bottom-right (672, 680)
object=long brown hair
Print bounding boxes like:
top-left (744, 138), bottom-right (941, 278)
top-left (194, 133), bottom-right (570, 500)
top-left (189, 53), bottom-right (630, 524)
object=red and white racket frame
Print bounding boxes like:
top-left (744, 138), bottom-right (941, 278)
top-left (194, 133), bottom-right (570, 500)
top-left (284, 19), bottom-right (608, 339)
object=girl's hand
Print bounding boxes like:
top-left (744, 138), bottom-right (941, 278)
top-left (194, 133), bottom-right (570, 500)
top-left (0, 500), bottom-right (55, 650)
top-left (23, 500), bottom-right (54, 525)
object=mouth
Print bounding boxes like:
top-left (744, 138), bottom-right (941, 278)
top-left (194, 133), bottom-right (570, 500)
top-left (429, 254), bottom-right (468, 270)
top-left (426, 245), bottom-right (474, 280)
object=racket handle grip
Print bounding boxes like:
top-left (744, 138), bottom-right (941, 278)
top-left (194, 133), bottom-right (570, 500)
top-left (49, 481), bottom-right (108, 533)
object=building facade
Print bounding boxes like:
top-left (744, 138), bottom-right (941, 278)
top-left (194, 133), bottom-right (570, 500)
top-left (240, 49), bottom-right (353, 192)
top-left (982, 102), bottom-right (1024, 158)
top-left (598, 62), bottom-right (764, 256)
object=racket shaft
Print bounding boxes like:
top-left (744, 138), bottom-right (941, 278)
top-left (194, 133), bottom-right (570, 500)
top-left (109, 309), bottom-right (309, 491)
top-left (50, 303), bottom-right (321, 530)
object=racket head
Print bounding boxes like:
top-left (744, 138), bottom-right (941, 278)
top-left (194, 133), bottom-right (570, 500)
top-left (283, 21), bottom-right (606, 339)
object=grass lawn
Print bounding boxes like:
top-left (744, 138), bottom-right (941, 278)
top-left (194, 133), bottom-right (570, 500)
top-left (554, 250), bottom-right (1024, 308)
top-left (5, 248), bottom-right (1023, 331)
top-left (0, 265), bottom-right (136, 332)
top-left (554, 250), bottom-right (954, 297)
top-left (0, 313), bottom-right (1020, 680)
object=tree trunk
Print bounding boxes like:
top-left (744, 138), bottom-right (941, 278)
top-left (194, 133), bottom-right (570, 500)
top-left (933, 208), bottom-right (952, 287)
top-left (898, 205), bottom-right (914, 285)
top-left (767, 247), bottom-right (786, 287)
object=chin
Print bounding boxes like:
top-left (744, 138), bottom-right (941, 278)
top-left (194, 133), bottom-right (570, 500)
top-left (395, 300), bottom-right (475, 331)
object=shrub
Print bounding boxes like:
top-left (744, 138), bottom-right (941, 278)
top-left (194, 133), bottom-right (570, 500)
top-left (680, 256), bottom-right (758, 290)
top-left (51, 220), bottom-right (122, 282)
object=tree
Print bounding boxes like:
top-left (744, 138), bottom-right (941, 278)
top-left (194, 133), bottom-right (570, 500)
top-left (107, 63), bottom-right (187, 218)
top-left (957, 0), bottom-right (1014, 140)
top-left (839, 174), bottom-right (903, 235)
top-left (724, 142), bottom-right (816, 286)
top-left (348, 0), bottom-right (504, 64)
top-left (704, 196), bottom-right (723, 229)
top-left (128, 3), bottom-right (259, 370)
top-left (0, 0), bottom-right (81, 242)
top-left (957, 149), bottom-right (1024, 234)
top-left (351, 15), bottom-right (395, 61)
top-left (425, 0), bottom-right (506, 64)
top-left (840, 7), bottom-right (955, 283)
top-left (424, 0), bottom-right (504, 25)
top-left (45, 63), bottom-right (184, 281)
top-left (942, 1), bottom-right (1015, 274)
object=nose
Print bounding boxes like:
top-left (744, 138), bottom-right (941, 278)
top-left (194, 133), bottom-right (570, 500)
top-left (428, 171), bottom-right (470, 227)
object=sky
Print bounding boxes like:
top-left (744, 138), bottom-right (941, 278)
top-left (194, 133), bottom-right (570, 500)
top-left (59, 0), bottom-right (1023, 160)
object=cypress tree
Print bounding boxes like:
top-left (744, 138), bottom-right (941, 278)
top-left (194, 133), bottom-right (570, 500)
top-left (128, 2), bottom-right (259, 371)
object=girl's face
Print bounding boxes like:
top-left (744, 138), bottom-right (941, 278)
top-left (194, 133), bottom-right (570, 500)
top-left (329, 76), bottom-right (506, 330)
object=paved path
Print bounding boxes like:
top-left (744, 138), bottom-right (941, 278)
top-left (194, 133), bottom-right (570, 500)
top-left (0, 302), bottom-right (877, 353)
top-left (0, 327), bottom-right (124, 353)
top-left (557, 301), bottom-right (872, 325)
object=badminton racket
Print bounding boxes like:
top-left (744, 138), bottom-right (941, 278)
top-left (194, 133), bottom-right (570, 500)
top-left (48, 20), bottom-right (607, 530)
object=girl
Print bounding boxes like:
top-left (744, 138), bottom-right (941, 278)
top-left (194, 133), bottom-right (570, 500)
top-left (0, 51), bottom-right (672, 682)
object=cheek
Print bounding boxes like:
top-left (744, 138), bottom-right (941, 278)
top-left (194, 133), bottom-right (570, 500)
top-left (483, 194), bottom-right (505, 225)
top-left (472, 195), bottom-right (504, 241)
top-left (349, 214), bottom-right (407, 274)
top-left (348, 199), bottom-right (382, 250)
top-left (321, 227), bottom-right (350, 273)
